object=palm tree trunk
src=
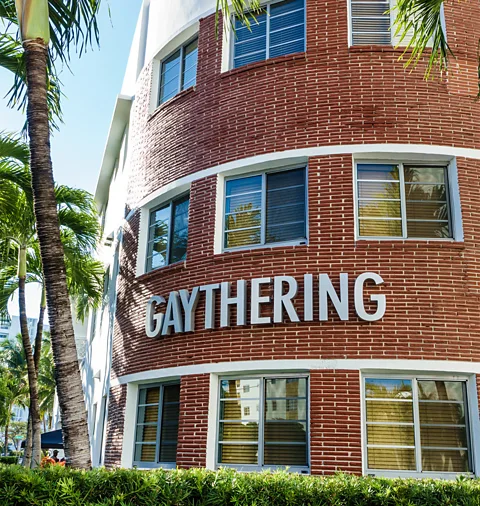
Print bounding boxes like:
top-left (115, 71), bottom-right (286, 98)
top-left (33, 285), bottom-right (46, 372)
top-left (4, 416), bottom-right (9, 456)
top-left (23, 411), bottom-right (32, 467)
top-left (23, 38), bottom-right (91, 469)
top-left (18, 253), bottom-right (42, 468)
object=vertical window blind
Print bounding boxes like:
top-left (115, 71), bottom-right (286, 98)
top-left (224, 167), bottom-right (306, 249)
top-left (146, 194), bottom-right (190, 272)
top-left (218, 377), bottom-right (309, 469)
top-left (134, 384), bottom-right (180, 466)
top-left (365, 378), bottom-right (472, 474)
top-left (233, 0), bottom-right (305, 69)
top-left (357, 163), bottom-right (452, 239)
top-left (159, 38), bottom-right (198, 104)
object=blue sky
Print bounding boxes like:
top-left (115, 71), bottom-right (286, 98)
top-left (1, 0), bottom-right (141, 317)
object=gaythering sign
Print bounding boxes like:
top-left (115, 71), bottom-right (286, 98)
top-left (145, 272), bottom-right (386, 338)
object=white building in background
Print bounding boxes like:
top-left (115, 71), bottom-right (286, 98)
top-left (0, 315), bottom-right (49, 343)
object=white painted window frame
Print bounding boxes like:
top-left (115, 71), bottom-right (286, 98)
top-left (158, 35), bottom-right (199, 106)
top-left (132, 381), bottom-right (181, 470)
top-left (136, 183), bottom-right (191, 277)
top-left (222, 164), bottom-right (309, 253)
top-left (353, 157), bottom-right (463, 241)
top-left (223, 0), bottom-right (306, 72)
top-left (360, 372), bottom-right (479, 479)
top-left (347, 0), bottom-right (444, 47)
top-left (215, 373), bottom-right (310, 474)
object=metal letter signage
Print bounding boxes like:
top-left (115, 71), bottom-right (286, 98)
top-left (145, 272), bottom-right (386, 337)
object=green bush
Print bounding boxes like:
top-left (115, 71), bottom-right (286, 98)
top-left (0, 456), bottom-right (18, 465)
top-left (0, 465), bottom-right (479, 506)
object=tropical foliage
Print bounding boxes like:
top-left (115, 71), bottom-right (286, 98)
top-left (0, 467), bottom-right (480, 506)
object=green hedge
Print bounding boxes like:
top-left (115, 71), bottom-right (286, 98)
top-left (0, 465), bottom-right (479, 506)
top-left (0, 456), bottom-right (18, 465)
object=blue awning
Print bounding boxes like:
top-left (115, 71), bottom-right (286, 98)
top-left (21, 429), bottom-right (63, 450)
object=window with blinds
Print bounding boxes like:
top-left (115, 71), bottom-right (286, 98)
top-left (350, 0), bottom-right (418, 46)
top-left (233, 0), bottom-right (305, 69)
top-left (146, 194), bottom-right (190, 272)
top-left (217, 377), bottom-right (309, 470)
top-left (159, 37), bottom-right (198, 104)
top-left (224, 167), bottom-right (307, 250)
top-left (356, 163), bottom-right (452, 239)
top-left (134, 383), bottom-right (180, 467)
top-left (364, 377), bottom-right (472, 474)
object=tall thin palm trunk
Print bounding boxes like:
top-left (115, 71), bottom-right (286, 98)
top-left (24, 412), bottom-right (32, 467)
top-left (23, 38), bottom-right (91, 469)
top-left (18, 246), bottom-right (41, 467)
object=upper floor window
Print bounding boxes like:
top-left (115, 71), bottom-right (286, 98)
top-left (147, 194), bottom-right (190, 272)
top-left (218, 376), bottom-right (309, 471)
top-left (159, 37), bottom-right (198, 104)
top-left (224, 167), bottom-right (307, 250)
top-left (356, 163), bottom-right (452, 239)
top-left (350, 0), bottom-right (392, 45)
top-left (134, 383), bottom-right (180, 468)
top-left (233, 0), bottom-right (305, 69)
top-left (364, 377), bottom-right (473, 475)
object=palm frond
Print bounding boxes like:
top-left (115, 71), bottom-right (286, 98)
top-left (55, 185), bottom-right (96, 214)
top-left (0, 130), bottom-right (29, 166)
top-left (0, 33), bottom-right (64, 131)
top-left (215, 0), bottom-right (263, 37)
top-left (58, 208), bottom-right (100, 252)
top-left (393, 0), bottom-right (453, 79)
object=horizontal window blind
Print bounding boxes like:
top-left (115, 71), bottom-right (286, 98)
top-left (218, 377), bottom-right (309, 469)
top-left (159, 38), bottom-right (198, 104)
top-left (357, 163), bottom-right (452, 239)
top-left (134, 384), bottom-right (180, 466)
top-left (224, 167), bottom-right (306, 250)
top-left (364, 378), bottom-right (472, 474)
top-left (351, 0), bottom-right (390, 45)
top-left (233, 0), bottom-right (305, 69)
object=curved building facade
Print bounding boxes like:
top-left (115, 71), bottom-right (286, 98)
top-left (85, 0), bottom-right (480, 477)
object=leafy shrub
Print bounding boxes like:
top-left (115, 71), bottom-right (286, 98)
top-left (0, 465), bottom-right (479, 506)
top-left (0, 456), bottom-right (18, 465)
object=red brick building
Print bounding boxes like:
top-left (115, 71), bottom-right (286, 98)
top-left (85, 0), bottom-right (480, 478)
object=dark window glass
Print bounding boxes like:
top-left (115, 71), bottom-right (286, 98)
top-left (233, 0), bottom-right (305, 69)
top-left (146, 195), bottom-right (190, 272)
top-left (134, 384), bottom-right (180, 465)
top-left (159, 38), bottom-right (198, 104)
top-left (225, 168), bottom-right (306, 249)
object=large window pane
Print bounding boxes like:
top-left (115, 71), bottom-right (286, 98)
top-left (147, 194), bottom-right (190, 272)
top-left (218, 377), bottom-right (308, 469)
top-left (234, 0), bottom-right (305, 69)
top-left (364, 377), bottom-right (472, 474)
top-left (357, 164), bottom-right (452, 239)
top-left (182, 38), bottom-right (198, 90)
top-left (160, 50), bottom-right (181, 103)
top-left (134, 384), bottom-right (180, 465)
top-left (367, 448), bottom-right (416, 470)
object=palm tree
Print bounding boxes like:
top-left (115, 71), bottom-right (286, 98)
top-left (0, 335), bottom-right (29, 456)
top-left (0, 134), bottom-right (102, 467)
top-left (38, 333), bottom-right (56, 433)
top-left (0, 0), bottom-right (102, 468)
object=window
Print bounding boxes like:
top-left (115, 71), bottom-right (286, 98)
top-left (217, 376), bottom-right (309, 470)
top-left (364, 377), bottom-right (473, 475)
top-left (356, 163), bottom-right (452, 239)
top-left (350, 0), bottom-right (391, 45)
top-left (159, 37), bottom-right (198, 104)
top-left (233, 0), bottom-right (305, 69)
top-left (134, 383), bottom-right (180, 467)
top-left (224, 167), bottom-right (306, 249)
top-left (146, 194), bottom-right (190, 272)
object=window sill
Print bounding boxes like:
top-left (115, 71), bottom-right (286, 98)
top-left (354, 238), bottom-right (464, 248)
top-left (148, 86), bottom-right (195, 122)
top-left (349, 45), bottom-right (429, 54)
top-left (218, 464), bottom-right (310, 474)
top-left (136, 260), bottom-right (186, 281)
top-left (221, 52), bottom-right (306, 79)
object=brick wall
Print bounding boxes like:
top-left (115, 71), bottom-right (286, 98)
top-left (104, 0), bottom-right (480, 471)
top-left (310, 370), bottom-right (362, 475)
top-left (104, 384), bottom-right (127, 468)
top-left (176, 374), bottom-right (210, 468)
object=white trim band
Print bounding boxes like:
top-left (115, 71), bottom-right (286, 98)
top-left (111, 358), bottom-right (480, 388)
